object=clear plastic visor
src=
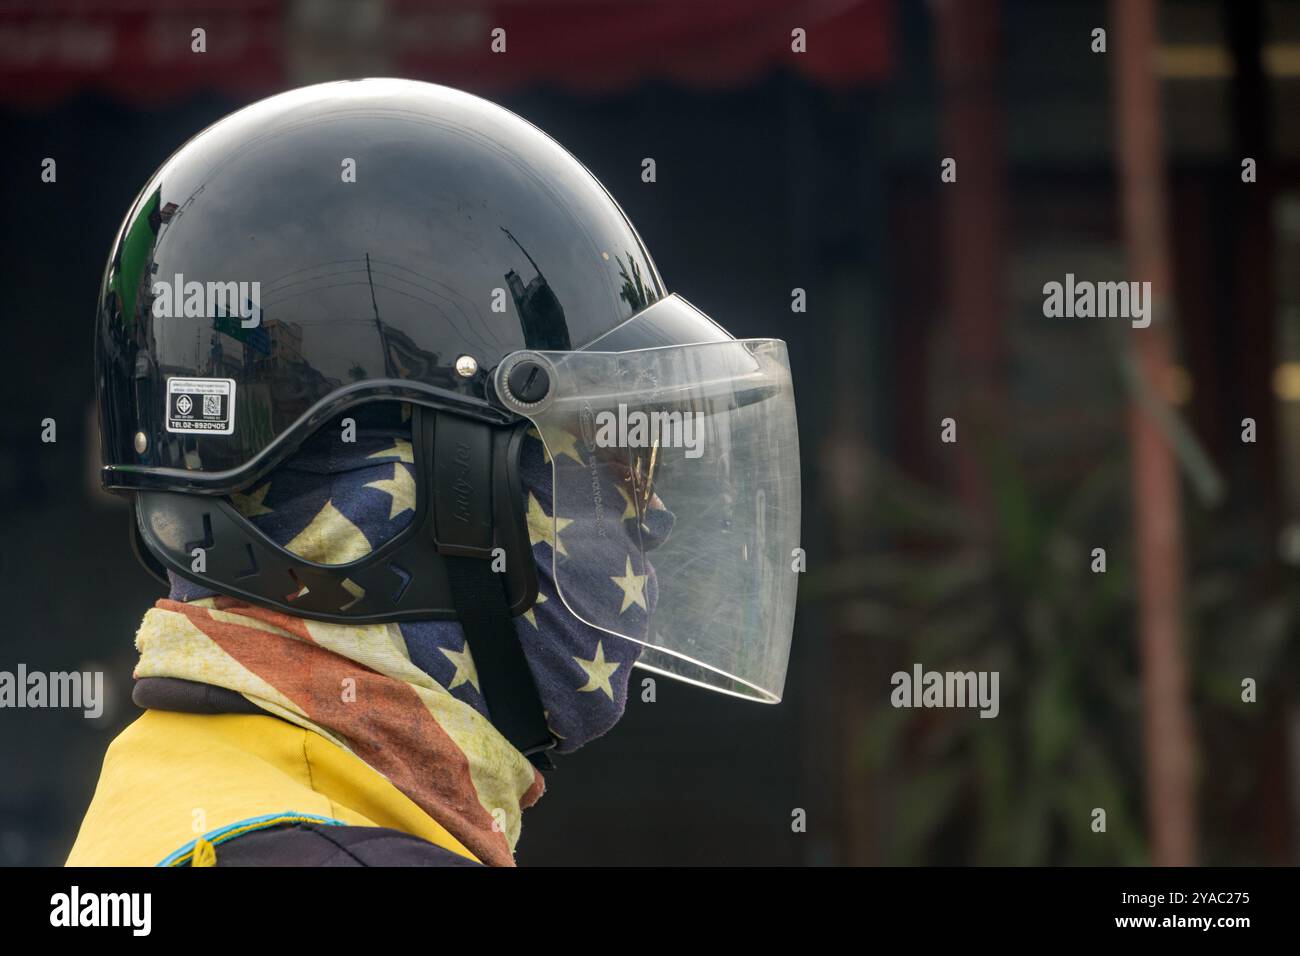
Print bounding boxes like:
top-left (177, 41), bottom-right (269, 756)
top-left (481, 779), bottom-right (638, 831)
top-left (496, 300), bottom-right (800, 702)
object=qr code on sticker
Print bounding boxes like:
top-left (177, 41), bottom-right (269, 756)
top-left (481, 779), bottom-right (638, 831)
top-left (203, 394), bottom-right (222, 417)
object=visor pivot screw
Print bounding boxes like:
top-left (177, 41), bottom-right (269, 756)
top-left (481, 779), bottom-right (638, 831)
top-left (506, 361), bottom-right (550, 403)
top-left (133, 431), bottom-right (148, 454)
top-left (454, 354), bottom-right (479, 378)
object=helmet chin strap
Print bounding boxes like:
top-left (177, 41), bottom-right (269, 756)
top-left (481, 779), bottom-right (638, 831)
top-left (133, 406), bottom-right (556, 766)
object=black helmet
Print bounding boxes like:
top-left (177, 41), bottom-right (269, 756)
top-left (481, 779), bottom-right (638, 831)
top-left (96, 79), bottom-right (801, 756)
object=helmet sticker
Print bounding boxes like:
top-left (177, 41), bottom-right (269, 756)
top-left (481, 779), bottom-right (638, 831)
top-left (165, 377), bottom-right (236, 435)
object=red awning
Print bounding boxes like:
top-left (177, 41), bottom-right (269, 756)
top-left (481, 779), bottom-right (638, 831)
top-left (0, 0), bottom-right (893, 107)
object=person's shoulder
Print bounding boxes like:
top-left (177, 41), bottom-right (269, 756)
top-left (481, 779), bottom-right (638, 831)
top-left (213, 823), bottom-right (483, 867)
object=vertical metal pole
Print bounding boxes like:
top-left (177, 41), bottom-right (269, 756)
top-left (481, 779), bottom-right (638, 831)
top-left (935, 0), bottom-right (1007, 515)
top-left (1112, 0), bottom-right (1198, 866)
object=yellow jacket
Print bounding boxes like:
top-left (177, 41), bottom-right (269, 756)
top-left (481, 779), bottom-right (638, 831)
top-left (67, 709), bottom-right (478, 866)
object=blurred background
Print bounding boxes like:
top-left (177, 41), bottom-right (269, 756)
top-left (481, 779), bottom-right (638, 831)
top-left (1, 0), bottom-right (1297, 866)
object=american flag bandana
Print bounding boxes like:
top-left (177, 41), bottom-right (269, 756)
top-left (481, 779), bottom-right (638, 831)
top-left (142, 403), bottom-right (671, 862)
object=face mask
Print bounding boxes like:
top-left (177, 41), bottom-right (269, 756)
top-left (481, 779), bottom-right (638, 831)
top-left (169, 403), bottom-right (664, 752)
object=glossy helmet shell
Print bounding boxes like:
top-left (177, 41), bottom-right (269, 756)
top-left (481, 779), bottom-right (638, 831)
top-left (95, 78), bottom-right (724, 496)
